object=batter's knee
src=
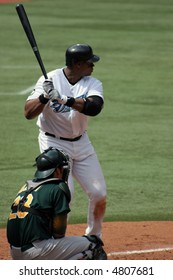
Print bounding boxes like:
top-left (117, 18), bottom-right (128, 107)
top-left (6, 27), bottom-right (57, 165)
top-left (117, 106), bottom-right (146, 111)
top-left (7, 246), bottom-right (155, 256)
top-left (89, 185), bottom-right (107, 201)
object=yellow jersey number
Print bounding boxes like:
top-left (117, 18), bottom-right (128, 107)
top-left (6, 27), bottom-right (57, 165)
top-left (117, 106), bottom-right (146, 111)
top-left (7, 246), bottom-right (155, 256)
top-left (9, 194), bottom-right (33, 220)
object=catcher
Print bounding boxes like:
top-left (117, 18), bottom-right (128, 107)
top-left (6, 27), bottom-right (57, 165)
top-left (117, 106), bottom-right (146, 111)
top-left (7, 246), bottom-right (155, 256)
top-left (6, 147), bottom-right (107, 260)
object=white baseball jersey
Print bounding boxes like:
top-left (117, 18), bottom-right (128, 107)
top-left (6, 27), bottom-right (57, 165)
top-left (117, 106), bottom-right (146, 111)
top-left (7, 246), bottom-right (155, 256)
top-left (27, 68), bottom-right (104, 138)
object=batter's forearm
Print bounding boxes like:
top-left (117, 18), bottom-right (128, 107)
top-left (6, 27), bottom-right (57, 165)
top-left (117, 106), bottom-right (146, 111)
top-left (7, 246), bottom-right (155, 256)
top-left (71, 98), bottom-right (85, 112)
top-left (24, 99), bottom-right (46, 119)
top-left (73, 96), bottom-right (103, 116)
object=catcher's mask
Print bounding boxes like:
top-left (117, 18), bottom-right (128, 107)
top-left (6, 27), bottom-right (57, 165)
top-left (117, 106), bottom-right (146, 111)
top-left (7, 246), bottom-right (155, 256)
top-left (65, 44), bottom-right (100, 67)
top-left (34, 147), bottom-right (70, 182)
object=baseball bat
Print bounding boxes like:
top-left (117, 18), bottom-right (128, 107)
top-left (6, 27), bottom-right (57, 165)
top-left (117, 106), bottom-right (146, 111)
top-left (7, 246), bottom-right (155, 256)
top-left (16, 4), bottom-right (48, 79)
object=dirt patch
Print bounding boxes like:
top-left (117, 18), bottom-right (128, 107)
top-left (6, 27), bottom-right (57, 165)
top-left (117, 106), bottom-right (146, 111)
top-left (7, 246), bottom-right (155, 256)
top-left (1, 221), bottom-right (173, 260)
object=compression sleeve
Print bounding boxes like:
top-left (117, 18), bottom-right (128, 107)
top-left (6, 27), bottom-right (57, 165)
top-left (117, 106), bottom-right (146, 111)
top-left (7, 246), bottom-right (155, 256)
top-left (81, 96), bottom-right (104, 116)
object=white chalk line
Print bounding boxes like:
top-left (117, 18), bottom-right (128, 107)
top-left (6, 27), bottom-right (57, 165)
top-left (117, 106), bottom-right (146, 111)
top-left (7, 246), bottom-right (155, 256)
top-left (108, 247), bottom-right (173, 257)
top-left (0, 85), bottom-right (34, 96)
top-left (18, 85), bottom-right (34, 95)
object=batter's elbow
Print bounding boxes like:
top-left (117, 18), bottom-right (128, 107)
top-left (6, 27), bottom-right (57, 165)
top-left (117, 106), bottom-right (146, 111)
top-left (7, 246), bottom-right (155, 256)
top-left (24, 101), bottom-right (37, 119)
top-left (24, 109), bottom-right (32, 120)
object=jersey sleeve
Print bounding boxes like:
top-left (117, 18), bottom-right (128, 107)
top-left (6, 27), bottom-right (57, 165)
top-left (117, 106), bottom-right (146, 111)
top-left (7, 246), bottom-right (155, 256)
top-left (26, 75), bottom-right (45, 100)
top-left (87, 78), bottom-right (104, 101)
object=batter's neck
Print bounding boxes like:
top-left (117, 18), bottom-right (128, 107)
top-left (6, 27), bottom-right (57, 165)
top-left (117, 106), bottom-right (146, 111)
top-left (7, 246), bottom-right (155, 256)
top-left (63, 67), bottom-right (82, 85)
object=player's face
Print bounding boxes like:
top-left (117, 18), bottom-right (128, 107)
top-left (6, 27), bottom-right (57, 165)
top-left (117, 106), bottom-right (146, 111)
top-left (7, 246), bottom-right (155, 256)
top-left (80, 61), bottom-right (94, 76)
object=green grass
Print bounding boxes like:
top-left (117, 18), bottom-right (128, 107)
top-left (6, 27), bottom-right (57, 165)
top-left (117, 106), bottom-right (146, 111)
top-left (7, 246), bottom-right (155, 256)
top-left (1, 0), bottom-right (173, 227)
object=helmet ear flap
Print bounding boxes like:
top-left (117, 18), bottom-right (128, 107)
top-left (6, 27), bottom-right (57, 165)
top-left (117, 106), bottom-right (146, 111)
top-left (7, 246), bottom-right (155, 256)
top-left (59, 149), bottom-right (70, 182)
top-left (62, 165), bottom-right (70, 182)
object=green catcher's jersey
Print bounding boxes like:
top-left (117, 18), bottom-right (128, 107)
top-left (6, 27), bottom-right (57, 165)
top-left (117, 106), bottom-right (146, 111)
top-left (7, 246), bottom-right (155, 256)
top-left (7, 179), bottom-right (71, 247)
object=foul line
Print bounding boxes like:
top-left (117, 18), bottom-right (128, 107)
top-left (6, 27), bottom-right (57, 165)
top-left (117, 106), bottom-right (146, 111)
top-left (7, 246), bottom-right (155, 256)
top-left (108, 247), bottom-right (173, 257)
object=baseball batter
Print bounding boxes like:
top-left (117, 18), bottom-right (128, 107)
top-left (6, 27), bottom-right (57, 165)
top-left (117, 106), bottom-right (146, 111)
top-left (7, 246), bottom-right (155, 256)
top-left (24, 44), bottom-right (107, 237)
top-left (7, 147), bottom-right (107, 260)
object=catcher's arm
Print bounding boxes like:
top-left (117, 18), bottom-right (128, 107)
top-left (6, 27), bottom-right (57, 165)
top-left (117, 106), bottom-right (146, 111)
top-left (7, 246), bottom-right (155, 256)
top-left (52, 213), bottom-right (67, 238)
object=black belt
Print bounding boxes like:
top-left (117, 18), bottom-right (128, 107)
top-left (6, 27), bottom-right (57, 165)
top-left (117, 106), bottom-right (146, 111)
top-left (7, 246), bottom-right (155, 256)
top-left (11, 243), bottom-right (34, 252)
top-left (45, 132), bottom-right (82, 142)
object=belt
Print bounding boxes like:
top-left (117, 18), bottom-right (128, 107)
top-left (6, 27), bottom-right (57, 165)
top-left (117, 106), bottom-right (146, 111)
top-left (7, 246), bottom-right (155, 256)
top-left (45, 132), bottom-right (82, 142)
top-left (11, 243), bottom-right (34, 252)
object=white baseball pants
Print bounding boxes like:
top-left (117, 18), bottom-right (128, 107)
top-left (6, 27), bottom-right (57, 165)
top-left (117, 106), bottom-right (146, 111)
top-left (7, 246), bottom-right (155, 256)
top-left (38, 130), bottom-right (107, 237)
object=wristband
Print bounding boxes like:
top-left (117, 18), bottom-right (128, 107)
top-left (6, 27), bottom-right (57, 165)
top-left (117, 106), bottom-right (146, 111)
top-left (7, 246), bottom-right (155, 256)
top-left (39, 94), bottom-right (49, 104)
top-left (66, 97), bottom-right (75, 107)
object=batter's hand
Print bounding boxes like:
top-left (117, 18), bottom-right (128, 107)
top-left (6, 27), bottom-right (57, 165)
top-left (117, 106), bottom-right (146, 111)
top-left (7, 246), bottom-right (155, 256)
top-left (43, 79), bottom-right (54, 94)
top-left (43, 78), bottom-right (67, 104)
top-left (49, 89), bottom-right (67, 104)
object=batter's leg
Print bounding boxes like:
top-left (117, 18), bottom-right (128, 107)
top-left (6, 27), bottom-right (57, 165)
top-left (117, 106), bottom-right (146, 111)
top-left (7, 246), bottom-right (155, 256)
top-left (73, 153), bottom-right (107, 237)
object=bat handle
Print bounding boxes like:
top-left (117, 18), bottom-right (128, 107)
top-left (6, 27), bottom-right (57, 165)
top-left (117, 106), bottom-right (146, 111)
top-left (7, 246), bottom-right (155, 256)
top-left (34, 48), bottom-right (48, 79)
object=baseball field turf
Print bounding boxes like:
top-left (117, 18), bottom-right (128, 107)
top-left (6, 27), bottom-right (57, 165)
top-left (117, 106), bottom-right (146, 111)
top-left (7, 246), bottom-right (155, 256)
top-left (0, 0), bottom-right (173, 227)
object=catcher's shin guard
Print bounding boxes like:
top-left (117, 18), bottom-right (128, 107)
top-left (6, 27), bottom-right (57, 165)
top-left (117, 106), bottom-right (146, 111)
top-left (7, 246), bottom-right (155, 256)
top-left (83, 235), bottom-right (107, 260)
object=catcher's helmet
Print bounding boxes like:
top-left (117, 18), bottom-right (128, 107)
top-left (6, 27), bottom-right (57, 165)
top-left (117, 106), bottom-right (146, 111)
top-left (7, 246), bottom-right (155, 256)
top-left (34, 147), bottom-right (70, 182)
top-left (65, 44), bottom-right (100, 66)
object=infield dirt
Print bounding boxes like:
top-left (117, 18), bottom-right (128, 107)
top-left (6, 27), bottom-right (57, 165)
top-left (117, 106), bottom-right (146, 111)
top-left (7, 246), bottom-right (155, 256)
top-left (1, 221), bottom-right (173, 260)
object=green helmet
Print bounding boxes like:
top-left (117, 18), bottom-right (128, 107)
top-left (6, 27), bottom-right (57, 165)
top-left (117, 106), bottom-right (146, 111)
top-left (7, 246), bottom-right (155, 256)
top-left (34, 147), bottom-right (70, 181)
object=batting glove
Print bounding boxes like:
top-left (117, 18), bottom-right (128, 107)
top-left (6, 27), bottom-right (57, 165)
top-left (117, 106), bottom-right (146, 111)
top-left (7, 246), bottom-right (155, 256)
top-left (43, 79), bottom-right (54, 94)
top-left (43, 78), bottom-right (68, 104)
